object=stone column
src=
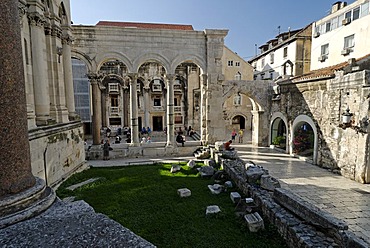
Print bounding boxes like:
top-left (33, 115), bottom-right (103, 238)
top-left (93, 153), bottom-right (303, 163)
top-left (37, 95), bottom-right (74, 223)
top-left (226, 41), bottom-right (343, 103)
top-left (129, 74), bottom-right (140, 146)
top-left (88, 73), bottom-right (102, 145)
top-left (62, 33), bottom-right (77, 120)
top-left (123, 86), bottom-right (129, 127)
top-left (101, 90), bottom-right (108, 128)
top-left (200, 74), bottom-right (208, 144)
top-left (27, 12), bottom-right (51, 126)
top-left (143, 85), bottom-right (150, 128)
top-left (0, 2), bottom-right (55, 227)
top-left (166, 74), bottom-right (176, 146)
top-left (0, 0), bottom-right (36, 196)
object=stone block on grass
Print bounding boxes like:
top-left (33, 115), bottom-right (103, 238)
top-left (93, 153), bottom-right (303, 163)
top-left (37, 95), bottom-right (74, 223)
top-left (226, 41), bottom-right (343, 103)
top-left (244, 212), bottom-right (264, 232)
top-left (208, 184), bottom-right (223, 195)
top-left (230, 192), bottom-right (241, 204)
top-left (187, 160), bottom-right (196, 168)
top-left (170, 164), bottom-right (181, 173)
top-left (177, 188), bottom-right (191, 198)
top-left (206, 205), bottom-right (221, 215)
top-left (224, 181), bottom-right (233, 188)
top-left (260, 175), bottom-right (281, 191)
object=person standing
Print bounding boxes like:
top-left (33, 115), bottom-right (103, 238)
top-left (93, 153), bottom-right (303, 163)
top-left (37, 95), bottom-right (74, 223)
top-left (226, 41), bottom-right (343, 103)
top-left (238, 129), bottom-right (244, 143)
top-left (103, 140), bottom-right (110, 160)
top-left (231, 129), bottom-right (237, 142)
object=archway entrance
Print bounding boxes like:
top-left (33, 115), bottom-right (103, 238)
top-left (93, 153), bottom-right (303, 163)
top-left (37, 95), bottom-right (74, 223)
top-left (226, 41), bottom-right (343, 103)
top-left (293, 122), bottom-right (314, 158)
top-left (232, 115), bottom-right (246, 130)
top-left (271, 117), bottom-right (287, 149)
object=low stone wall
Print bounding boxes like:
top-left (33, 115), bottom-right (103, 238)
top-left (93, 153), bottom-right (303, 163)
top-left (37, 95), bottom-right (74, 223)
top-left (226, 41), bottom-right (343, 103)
top-left (29, 121), bottom-right (87, 187)
top-left (221, 158), bottom-right (368, 248)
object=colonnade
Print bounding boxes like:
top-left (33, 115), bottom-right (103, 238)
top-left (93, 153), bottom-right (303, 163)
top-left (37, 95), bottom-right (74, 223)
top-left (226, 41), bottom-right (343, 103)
top-left (87, 73), bottom-right (178, 147)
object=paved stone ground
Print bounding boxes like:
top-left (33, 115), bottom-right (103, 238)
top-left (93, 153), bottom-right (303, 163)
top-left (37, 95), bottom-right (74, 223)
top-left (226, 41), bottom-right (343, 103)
top-left (233, 144), bottom-right (370, 245)
top-left (89, 143), bottom-right (370, 244)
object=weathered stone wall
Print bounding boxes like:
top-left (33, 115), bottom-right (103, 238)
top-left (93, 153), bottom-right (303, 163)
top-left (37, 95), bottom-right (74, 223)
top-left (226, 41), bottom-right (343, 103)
top-left (273, 70), bottom-right (370, 183)
top-left (29, 122), bottom-right (86, 187)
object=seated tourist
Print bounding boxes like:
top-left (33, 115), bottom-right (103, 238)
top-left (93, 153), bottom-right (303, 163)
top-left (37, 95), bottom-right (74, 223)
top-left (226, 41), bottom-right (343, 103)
top-left (224, 140), bottom-right (233, 150)
top-left (176, 133), bottom-right (185, 147)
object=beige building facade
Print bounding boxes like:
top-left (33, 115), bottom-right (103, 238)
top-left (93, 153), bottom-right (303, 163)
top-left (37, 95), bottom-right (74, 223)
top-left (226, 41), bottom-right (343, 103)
top-left (19, 0), bottom-right (85, 186)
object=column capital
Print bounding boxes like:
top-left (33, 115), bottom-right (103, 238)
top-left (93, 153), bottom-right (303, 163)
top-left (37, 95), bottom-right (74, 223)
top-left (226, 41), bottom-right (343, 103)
top-left (62, 34), bottom-right (73, 45)
top-left (27, 12), bottom-right (46, 27)
top-left (165, 74), bottom-right (176, 82)
top-left (87, 72), bottom-right (102, 83)
top-left (128, 73), bottom-right (138, 82)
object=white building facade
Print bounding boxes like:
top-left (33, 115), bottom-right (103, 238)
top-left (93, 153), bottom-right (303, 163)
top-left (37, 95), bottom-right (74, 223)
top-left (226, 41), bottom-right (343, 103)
top-left (311, 0), bottom-right (370, 70)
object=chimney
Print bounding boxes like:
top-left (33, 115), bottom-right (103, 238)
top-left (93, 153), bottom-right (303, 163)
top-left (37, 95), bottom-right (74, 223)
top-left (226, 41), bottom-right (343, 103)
top-left (331, 1), bottom-right (347, 14)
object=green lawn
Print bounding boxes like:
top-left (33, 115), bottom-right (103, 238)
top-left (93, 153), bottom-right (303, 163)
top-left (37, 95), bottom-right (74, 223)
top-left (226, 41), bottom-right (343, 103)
top-left (57, 163), bottom-right (287, 248)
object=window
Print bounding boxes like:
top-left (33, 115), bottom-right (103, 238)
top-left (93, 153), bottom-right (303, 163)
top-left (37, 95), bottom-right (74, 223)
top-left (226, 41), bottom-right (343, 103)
top-left (228, 60), bottom-right (233, 66)
top-left (261, 58), bottom-right (265, 67)
top-left (154, 98), bottom-right (161, 106)
top-left (331, 17), bottom-right (338, 30)
top-left (353, 7), bottom-right (360, 20)
top-left (344, 34), bottom-right (355, 49)
top-left (270, 72), bottom-right (274, 79)
top-left (261, 73), bottom-right (265, 79)
top-left (361, 2), bottom-right (369, 17)
top-left (345, 11), bottom-right (352, 21)
top-left (109, 83), bottom-right (119, 92)
top-left (234, 72), bottom-right (242, 80)
top-left (270, 53), bottom-right (274, 64)
top-left (111, 96), bottom-right (118, 107)
top-left (235, 61), bottom-right (240, 67)
top-left (325, 21), bottom-right (331, 32)
top-left (233, 94), bottom-right (241, 106)
top-left (152, 79), bottom-right (162, 92)
top-left (321, 44), bottom-right (329, 55)
top-left (283, 47), bottom-right (288, 58)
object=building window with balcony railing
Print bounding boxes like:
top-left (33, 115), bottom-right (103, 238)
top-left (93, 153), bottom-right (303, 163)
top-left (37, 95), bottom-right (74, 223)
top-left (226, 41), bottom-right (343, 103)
top-left (154, 98), bottom-right (161, 106)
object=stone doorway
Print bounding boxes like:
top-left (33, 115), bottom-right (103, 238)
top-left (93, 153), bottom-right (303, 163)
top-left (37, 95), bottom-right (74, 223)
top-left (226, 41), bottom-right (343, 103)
top-left (271, 117), bottom-right (287, 149)
top-left (153, 116), bottom-right (163, 131)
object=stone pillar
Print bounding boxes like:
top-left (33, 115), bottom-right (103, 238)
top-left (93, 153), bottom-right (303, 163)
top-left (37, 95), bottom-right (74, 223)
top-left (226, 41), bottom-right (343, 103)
top-left (0, 1), bottom-right (55, 228)
top-left (0, 1), bottom-right (36, 196)
top-left (62, 33), bottom-right (77, 120)
top-left (27, 12), bottom-right (51, 126)
top-left (102, 90), bottom-right (108, 128)
top-left (88, 73), bottom-right (102, 145)
top-left (129, 74), bottom-right (140, 146)
top-left (143, 86), bottom-right (150, 128)
top-left (166, 74), bottom-right (176, 146)
top-left (123, 86), bottom-right (129, 127)
top-left (200, 74), bottom-right (208, 144)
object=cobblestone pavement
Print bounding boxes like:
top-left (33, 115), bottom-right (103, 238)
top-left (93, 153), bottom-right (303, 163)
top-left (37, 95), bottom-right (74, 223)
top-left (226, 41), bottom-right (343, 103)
top-left (87, 142), bottom-right (370, 244)
top-left (233, 144), bottom-right (370, 244)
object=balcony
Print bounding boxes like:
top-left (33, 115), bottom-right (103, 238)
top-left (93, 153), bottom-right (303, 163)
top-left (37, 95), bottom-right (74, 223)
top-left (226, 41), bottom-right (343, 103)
top-left (174, 106), bottom-right (182, 112)
top-left (109, 107), bottom-right (119, 115)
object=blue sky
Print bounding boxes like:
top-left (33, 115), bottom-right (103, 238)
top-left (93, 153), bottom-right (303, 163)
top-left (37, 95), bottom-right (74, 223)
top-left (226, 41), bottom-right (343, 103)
top-left (70, 0), bottom-right (356, 60)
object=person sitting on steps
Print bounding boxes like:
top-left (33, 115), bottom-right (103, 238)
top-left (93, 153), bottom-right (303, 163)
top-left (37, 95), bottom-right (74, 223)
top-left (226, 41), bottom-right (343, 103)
top-left (224, 140), bottom-right (234, 150)
top-left (176, 133), bottom-right (185, 147)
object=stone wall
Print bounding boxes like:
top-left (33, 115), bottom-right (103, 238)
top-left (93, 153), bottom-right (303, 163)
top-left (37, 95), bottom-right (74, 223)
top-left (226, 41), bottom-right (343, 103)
top-left (273, 69), bottom-right (370, 183)
top-left (29, 122), bottom-right (86, 187)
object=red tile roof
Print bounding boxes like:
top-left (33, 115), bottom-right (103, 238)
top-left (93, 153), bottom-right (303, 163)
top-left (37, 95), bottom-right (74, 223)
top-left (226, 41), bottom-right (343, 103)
top-left (96, 21), bottom-right (194, 31)
top-left (293, 53), bottom-right (370, 82)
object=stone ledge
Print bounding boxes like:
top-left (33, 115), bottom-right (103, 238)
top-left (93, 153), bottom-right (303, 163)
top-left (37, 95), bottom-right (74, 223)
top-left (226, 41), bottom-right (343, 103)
top-left (273, 188), bottom-right (348, 231)
top-left (0, 199), bottom-right (155, 247)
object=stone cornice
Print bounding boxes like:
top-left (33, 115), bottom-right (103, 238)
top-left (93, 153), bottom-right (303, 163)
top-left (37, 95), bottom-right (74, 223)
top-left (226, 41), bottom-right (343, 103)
top-left (61, 34), bottom-right (73, 45)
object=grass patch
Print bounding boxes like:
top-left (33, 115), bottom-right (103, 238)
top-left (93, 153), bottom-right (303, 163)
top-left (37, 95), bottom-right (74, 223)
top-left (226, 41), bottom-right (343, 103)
top-left (57, 163), bottom-right (287, 248)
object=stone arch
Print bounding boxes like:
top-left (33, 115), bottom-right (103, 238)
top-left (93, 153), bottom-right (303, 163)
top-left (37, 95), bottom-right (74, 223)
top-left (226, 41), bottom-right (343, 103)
top-left (229, 113), bottom-right (247, 129)
top-left (133, 53), bottom-right (170, 73)
top-left (97, 52), bottom-right (133, 73)
top-left (292, 115), bottom-right (318, 164)
top-left (270, 112), bottom-right (288, 152)
top-left (171, 54), bottom-right (206, 74)
top-left (71, 50), bottom-right (94, 72)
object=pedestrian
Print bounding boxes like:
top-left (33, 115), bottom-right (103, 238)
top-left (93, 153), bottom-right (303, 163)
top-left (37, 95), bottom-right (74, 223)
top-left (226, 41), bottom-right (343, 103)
top-left (231, 129), bottom-right (237, 141)
top-left (147, 127), bottom-right (151, 135)
top-left (238, 129), bottom-right (244, 143)
top-left (103, 140), bottom-right (110, 160)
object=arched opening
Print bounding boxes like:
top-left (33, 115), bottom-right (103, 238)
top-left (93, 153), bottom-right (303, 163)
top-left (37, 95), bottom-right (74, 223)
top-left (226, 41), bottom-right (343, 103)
top-left (292, 122), bottom-right (315, 158)
top-left (72, 58), bottom-right (91, 135)
top-left (271, 117), bottom-right (287, 149)
top-left (232, 115), bottom-right (246, 130)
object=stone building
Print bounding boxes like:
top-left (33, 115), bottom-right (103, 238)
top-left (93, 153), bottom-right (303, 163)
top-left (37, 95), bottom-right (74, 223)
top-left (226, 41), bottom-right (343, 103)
top-left (71, 21), bottom-right (269, 148)
top-left (18, 0), bottom-right (85, 186)
top-left (269, 1), bottom-right (370, 184)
